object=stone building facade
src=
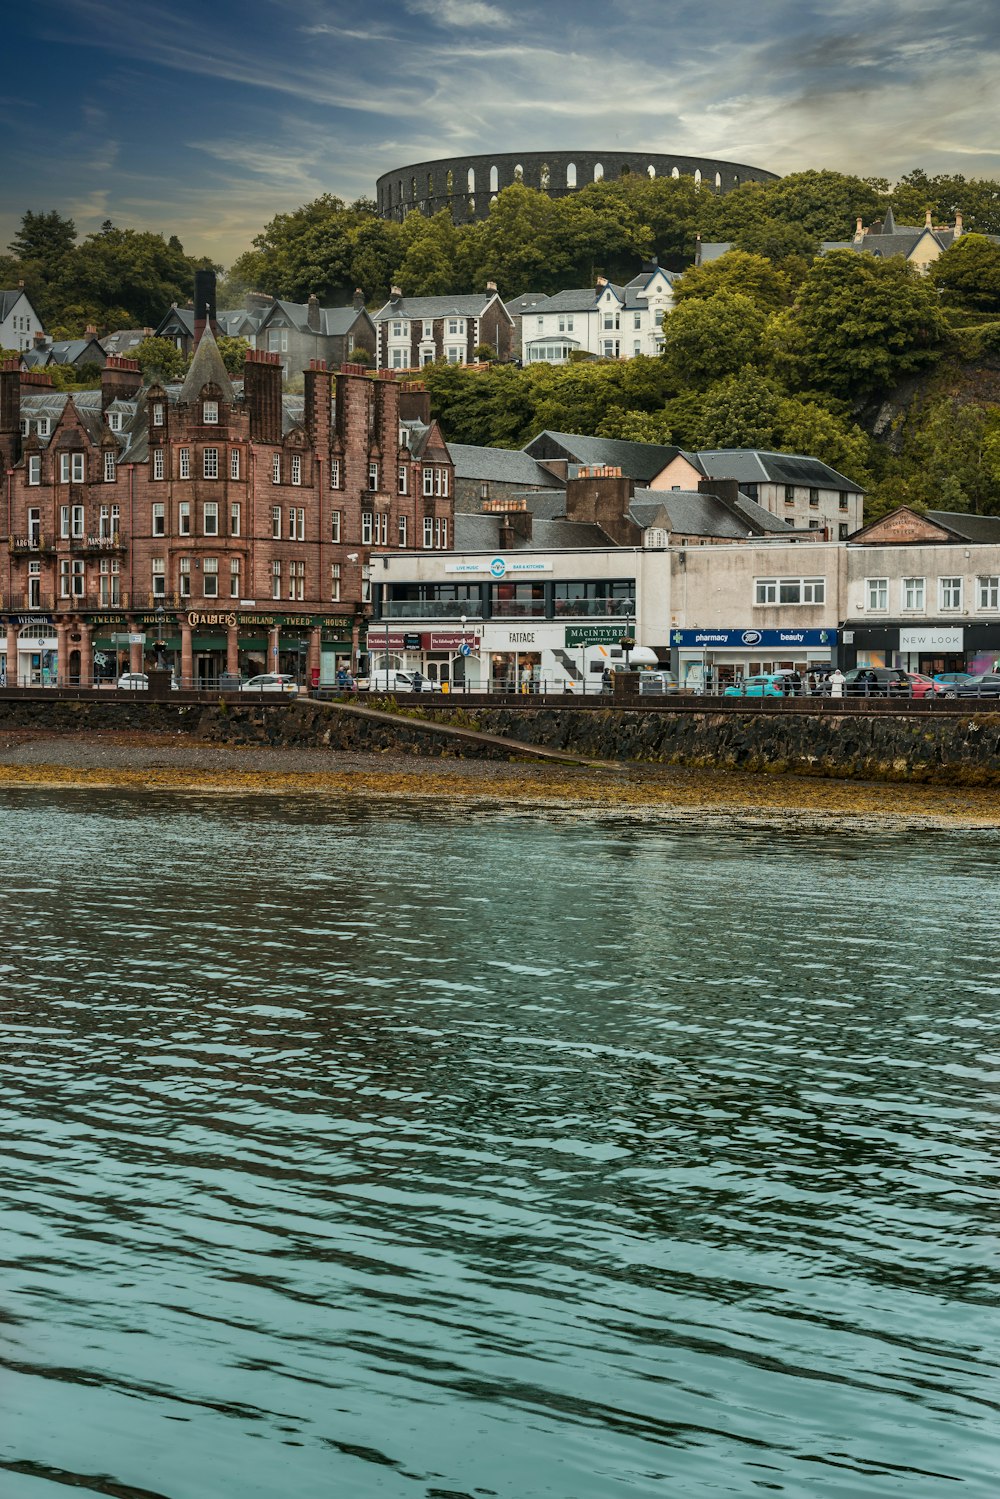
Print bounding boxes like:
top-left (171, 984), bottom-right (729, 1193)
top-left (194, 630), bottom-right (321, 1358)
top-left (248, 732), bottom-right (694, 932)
top-left (376, 150), bottom-right (779, 224)
top-left (0, 334), bottom-right (454, 687)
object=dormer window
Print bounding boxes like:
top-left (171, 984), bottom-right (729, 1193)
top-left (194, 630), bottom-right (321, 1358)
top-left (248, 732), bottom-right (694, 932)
top-left (203, 399), bottom-right (219, 424)
top-left (37, 417), bottom-right (50, 437)
top-left (19, 418), bottom-right (28, 435)
top-left (151, 401), bottom-right (165, 427)
top-left (107, 412), bottom-right (122, 431)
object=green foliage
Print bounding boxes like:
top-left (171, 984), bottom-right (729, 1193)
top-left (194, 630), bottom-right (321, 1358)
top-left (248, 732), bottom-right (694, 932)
top-left (215, 335), bottom-right (250, 376)
top-left (672, 250), bottom-right (793, 312)
top-left (132, 336), bottom-right (189, 383)
top-left (229, 194), bottom-right (405, 304)
top-left (929, 234), bottom-right (1000, 311)
top-left (659, 292), bottom-right (768, 388)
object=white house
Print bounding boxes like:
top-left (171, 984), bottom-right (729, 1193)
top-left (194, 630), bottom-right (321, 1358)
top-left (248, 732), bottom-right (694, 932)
top-left (1, 289), bottom-right (45, 353)
top-left (522, 265), bottom-right (677, 364)
top-left (653, 449), bottom-right (865, 540)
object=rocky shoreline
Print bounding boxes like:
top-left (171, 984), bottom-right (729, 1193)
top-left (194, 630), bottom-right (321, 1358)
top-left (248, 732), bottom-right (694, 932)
top-left (1, 729), bottom-right (999, 830)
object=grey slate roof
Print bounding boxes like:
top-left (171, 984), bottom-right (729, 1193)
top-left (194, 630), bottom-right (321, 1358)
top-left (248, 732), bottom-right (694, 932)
top-left (628, 488), bottom-right (795, 539)
top-left (448, 443), bottom-right (563, 488)
top-left (454, 512), bottom-right (610, 551)
top-left (1, 289), bottom-right (30, 320)
top-left (177, 325), bottom-right (235, 404)
top-left (926, 509), bottom-right (1000, 542)
top-left (523, 430), bottom-right (679, 484)
top-left (691, 449), bottom-right (865, 492)
top-left (374, 293), bottom-right (511, 322)
top-left (262, 300), bottom-right (369, 336)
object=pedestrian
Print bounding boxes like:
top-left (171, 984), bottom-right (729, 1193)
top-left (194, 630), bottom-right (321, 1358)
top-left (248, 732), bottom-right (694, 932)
top-left (829, 668), bottom-right (845, 698)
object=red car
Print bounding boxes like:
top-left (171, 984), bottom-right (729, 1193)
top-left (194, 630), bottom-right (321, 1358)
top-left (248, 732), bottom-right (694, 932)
top-left (901, 672), bottom-right (945, 699)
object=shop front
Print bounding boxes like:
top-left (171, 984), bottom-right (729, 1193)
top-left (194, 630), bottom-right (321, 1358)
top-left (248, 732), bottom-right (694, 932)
top-left (842, 623), bottom-right (1000, 675)
top-left (364, 626), bottom-right (483, 690)
top-left (670, 627), bottom-right (839, 690)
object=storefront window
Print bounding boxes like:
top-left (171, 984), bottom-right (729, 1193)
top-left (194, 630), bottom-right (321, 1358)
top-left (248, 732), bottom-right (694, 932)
top-left (491, 583), bottom-right (545, 617)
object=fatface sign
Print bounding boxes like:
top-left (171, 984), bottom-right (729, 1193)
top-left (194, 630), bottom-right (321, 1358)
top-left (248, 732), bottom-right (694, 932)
top-left (671, 628), bottom-right (837, 648)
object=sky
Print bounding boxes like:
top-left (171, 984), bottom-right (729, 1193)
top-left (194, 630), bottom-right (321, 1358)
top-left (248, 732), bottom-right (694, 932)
top-left (4, 0), bottom-right (1000, 267)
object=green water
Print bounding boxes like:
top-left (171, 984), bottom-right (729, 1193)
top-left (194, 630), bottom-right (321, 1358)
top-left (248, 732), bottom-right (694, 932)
top-left (1, 792), bottom-right (997, 1497)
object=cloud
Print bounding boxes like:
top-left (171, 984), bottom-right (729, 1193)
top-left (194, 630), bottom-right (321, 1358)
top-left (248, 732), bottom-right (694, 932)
top-left (405, 0), bottom-right (512, 27)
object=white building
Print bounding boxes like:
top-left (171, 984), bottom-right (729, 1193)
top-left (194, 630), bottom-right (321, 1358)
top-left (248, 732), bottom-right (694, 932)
top-left (654, 449), bottom-right (865, 540)
top-left (1, 288), bottom-right (44, 353)
top-left (521, 266), bottom-right (676, 365)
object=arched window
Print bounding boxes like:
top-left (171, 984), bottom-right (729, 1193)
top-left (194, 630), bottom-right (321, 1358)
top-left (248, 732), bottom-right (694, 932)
top-left (734, 174), bottom-right (740, 188)
top-left (446, 169), bottom-right (453, 193)
top-left (594, 162), bottom-right (604, 181)
top-left (694, 169), bottom-right (702, 188)
top-left (715, 171), bottom-right (722, 192)
top-left (671, 166), bottom-right (680, 179)
top-left (490, 164), bottom-right (498, 192)
top-left (566, 162), bottom-right (577, 188)
top-left (540, 162), bottom-right (550, 189)
top-left (411, 176), bottom-right (417, 200)
top-left (468, 167), bottom-right (475, 192)
top-left (468, 196), bottom-right (475, 215)
top-left (620, 163), bottom-right (630, 177)
top-left (428, 172), bottom-right (434, 197)
top-left (647, 165), bottom-right (655, 178)
top-left (514, 163), bottom-right (523, 181)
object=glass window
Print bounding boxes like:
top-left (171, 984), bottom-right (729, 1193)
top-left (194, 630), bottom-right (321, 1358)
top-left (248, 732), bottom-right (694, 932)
top-left (152, 402), bottom-right (164, 427)
top-left (398, 464), bottom-right (408, 494)
top-left (802, 578), bottom-right (825, 604)
top-left (202, 400), bottom-right (219, 424)
top-left (423, 517), bottom-right (433, 547)
top-left (361, 512), bottom-right (373, 544)
top-left (977, 574), bottom-right (1000, 610)
top-left (230, 557), bottom-right (240, 598)
top-left (331, 510), bottom-right (341, 543)
top-left (866, 577), bottom-right (888, 610)
top-left (755, 579), bottom-right (777, 605)
top-left (939, 576), bottom-right (962, 609)
top-left (179, 501), bottom-right (191, 536)
top-left (272, 453), bottom-right (281, 484)
top-left (203, 447), bottom-right (219, 479)
top-left (71, 505), bottom-right (84, 538)
top-left (203, 557), bottom-right (218, 596)
top-left (330, 458), bottom-right (341, 489)
top-left (179, 448), bottom-right (191, 479)
top-left (203, 501), bottom-right (218, 535)
top-left (271, 506), bottom-right (281, 539)
top-left (179, 558), bottom-right (191, 597)
top-left (422, 467), bottom-right (434, 496)
top-left (60, 505), bottom-right (70, 538)
top-left (291, 454), bottom-right (302, 486)
top-left (153, 449), bottom-right (164, 480)
top-left (903, 576), bottom-right (925, 610)
top-left (230, 501), bottom-right (241, 536)
top-left (288, 559), bottom-right (305, 600)
top-left (103, 450), bottom-right (116, 482)
top-left (28, 455), bottom-right (41, 485)
top-left (230, 448), bottom-right (240, 480)
top-left (272, 560), bottom-right (281, 599)
top-left (368, 461), bottom-right (379, 491)
top-left (398, 515), bottom-right (408, 547)
top-left (152, 559), bottom-right (165, 597)
top-left (330, 563), bottom-right (341, 602)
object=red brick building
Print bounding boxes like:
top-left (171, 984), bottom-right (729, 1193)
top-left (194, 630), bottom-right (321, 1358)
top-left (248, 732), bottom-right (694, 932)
top-left (0, 329), bottom-right (454, 686)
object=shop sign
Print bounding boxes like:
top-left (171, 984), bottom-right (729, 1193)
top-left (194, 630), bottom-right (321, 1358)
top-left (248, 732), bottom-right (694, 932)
top-left (428, 632), bottom-right (478, 650)
top-left (899, 627), bottom-right (964, 651)
top-left (444, 558), bottom-right (553, 576)
top-left (7, 615), bottom-right (54, 626)
top-left (565, 624), bottom-right (626, 647)
top-left (671, 628), bottom-right (838, 648)
top-left (366, 629), bottom-right (409, 649)
top-left (483, 622), bottom-right (565, 650)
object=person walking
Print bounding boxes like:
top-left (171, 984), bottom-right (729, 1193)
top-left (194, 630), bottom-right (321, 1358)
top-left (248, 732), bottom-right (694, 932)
top-left (829, 668), bottom-right (845, 698)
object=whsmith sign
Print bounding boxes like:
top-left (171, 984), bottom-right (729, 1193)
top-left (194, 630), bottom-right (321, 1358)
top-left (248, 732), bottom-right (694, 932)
top-left (671, 628), bottom-right (837, 648)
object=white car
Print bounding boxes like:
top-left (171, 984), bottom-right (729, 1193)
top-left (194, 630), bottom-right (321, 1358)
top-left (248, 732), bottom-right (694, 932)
top-left (240, 673), bottom-right (299, 696)
top-left (365, 670), bottom-right (435, 693)
top-left (117, 671), bottom-right (148, 690)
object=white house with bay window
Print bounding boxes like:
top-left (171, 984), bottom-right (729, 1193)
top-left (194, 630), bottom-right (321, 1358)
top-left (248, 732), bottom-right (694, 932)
top-left (521, 266), bottom-right (677, 365)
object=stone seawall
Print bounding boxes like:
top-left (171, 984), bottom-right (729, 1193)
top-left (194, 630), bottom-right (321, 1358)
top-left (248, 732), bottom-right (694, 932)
top-left (3, 699), bottom-right (1000, 784)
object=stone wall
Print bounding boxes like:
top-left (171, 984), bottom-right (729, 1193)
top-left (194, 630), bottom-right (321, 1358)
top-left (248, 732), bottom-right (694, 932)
top-left (3, 700), bottom-right (1000, 783)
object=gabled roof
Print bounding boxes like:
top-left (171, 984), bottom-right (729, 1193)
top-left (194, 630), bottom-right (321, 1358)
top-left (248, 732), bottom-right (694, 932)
top-left (156, 306), bottom-right (264, 338)
top-left (178, 324), bottom-right (235, 404)
top-left (453, 513), bottom-right (610, 552)
top-left (374, 292), bottom-right (512, 322)
top-left (0, 288), bottom-right (37, 321)
top-left (926, 509), bottom-right (1000, 543)
top-left (448, 443), bottom-right (563, 489)
top-left (692, 448), bottom-right (865, 492)
top-left (523, 430), bottom-right (679, 484)
top-left (628, 487), bottom-right (796, 539)
top-left (258, 300), bottom-right (370, 336)
top-left (504, 292), bottom-right (549, 315)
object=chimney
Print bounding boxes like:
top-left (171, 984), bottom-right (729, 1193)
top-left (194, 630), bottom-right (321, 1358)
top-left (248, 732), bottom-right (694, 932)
top-left (486, 279), bottom-right (498, 293)
top-left (390, 285), bottom-right (402, 304)
top-left (33, 330), bottom-right (47, 347)
top-left (307, 293), bottom-right (321, 332)
top-left (193, 268), bottom-right (218, 344)
top-left (564, 465), bottom-right (638, 545)
top-left (398, 380), bottom-right (430, 424)
top-left (101, 355), bottom-right (142, 409)
top-left (243, 349), bottom-right (283, 443)
top-left (304, 359), bottom-right (332, 450)
top-left (854, 215), bottom-right (865, 242)
top-left (85, 324), bottom-right (98, 336)
top-left (245, 290), bottom-right (273, 313)
top-left (494, 499), bottom-right (532, 547)
top-left (596, 276), bottom-right (608, 289)
top-left (353, 288), bottom-right (365, 311)
top-left (0, 358), bottom-right (22, 467)
top-left (925, 207), bottom-right (933, 229)
top-left (954, 211), bottom-right (964, 238)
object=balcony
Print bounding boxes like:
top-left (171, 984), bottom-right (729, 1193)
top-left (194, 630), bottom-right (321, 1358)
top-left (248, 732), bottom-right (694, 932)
top-left (384, 600), bottom-right (482, 619)
top-left (9, 535), bottom-right (53, 555)
top-left (491, 599), bottom-right (546, 618)
top-left (552, 598), bottom-right (633, 617)
top-left (69, 533), bottom-right (126, 555)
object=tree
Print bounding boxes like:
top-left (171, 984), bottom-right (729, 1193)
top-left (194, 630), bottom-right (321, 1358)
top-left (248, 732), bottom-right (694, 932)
top-left (929, 234), bottom-right (1000, 312)
top-left (133, 336), bottom-right (188, 383)
top-left (216, 335), bottom-right (250, 375)
top-left (672, 250), bottom-right (793, 312)
top-left (778, 250), bottom-right (947, 399)
top-left (595, 408), bottom-right (673, 443)
top-left (7, 209), bottom-right (76, 263)
top-left (659, 291), bottom-right (768, 388)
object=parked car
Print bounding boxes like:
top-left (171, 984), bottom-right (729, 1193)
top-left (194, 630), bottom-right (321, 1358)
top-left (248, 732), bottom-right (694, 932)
top-left (945, 673), bottom-right (1000, 698)
top-left (117, 672), bottom-right (148, 690)
top-left (365, 670), bottom-right (435, 693)
top-left (637, 671), bottom-right (679, 695)
top-left (933, 672), bottom-right (975, 689)
top-left (724, 673), bottom-right (786, 698)
top-left (843, 667), bottom-right (911, 697)
top-left (901, 672), bottom-right (945, 699)
top-left (240, 673), bottom-right (299, 696)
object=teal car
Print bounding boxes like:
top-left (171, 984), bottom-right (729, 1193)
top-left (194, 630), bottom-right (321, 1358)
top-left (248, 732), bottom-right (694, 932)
top-left (724, 673), bottom-right (786, 698)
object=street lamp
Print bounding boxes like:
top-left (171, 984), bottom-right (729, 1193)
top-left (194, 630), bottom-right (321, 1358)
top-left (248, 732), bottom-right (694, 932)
top-left (620, 598), bottom-right (635, 672)
top-left (154, 604), bottom-right (166, 670)
top-left (459, 612), bottom-right (467, 694)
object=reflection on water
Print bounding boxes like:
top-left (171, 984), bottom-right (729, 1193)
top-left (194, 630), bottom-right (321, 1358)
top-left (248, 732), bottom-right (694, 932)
top-left (1, 790), bottom-right (998, 1499)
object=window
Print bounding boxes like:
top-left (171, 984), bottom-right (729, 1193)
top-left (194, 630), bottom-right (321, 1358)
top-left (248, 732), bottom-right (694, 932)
top-left (784, 485), bottom-right (795, 504)
top-left (398, 464), bottom-right (408, 494)
top-left (809, 488), bottom-right (820, 507)
top-left (977, 574), bottom-right (1000, 610)
top-left (230, 501), bottom-right (241, 536)
top-left (59, 559), bottom-right (71, 598)
top-left (271, 505), bottom-right (281, 540)
top-left (230, 448), bottom-right (240, 480)
top-left (288, 560), bottom-right (305, 600)
top-left (203, 447), bottom-right (219, 479)
top-left (272, 453), bottom-right (281, 484)
top-left (107, 412), bottom-right (122, 433)
top-left (330, 563), bottom-right (341, 601)
top-left (446, 347), bottom-right (463, 363)
top-left (398, 515), bottom-right (408, 547)
top-left (903, 576), bottom-right (925, 610)
top-left (37, 417), bottom-right (50, 437)
top-left (203, 501), bottom-right (218, 536)
top-left (60, 452), bottom-right (85, 483)
top-left (391, 348), bottom-right (406, 369)
top-left (288, 506), bottom-right (305, 541)
top-left (202, 399), bottom-right (219, 424)
top-left (634, 312), bottom-right (641, 329)
top-left (71, 559), bottom-right (85, 597)
top-left (447, 317), bottom-right (464, 335)
top-left (203, 558), bottom-right (218, 597)
top-left (391, 320), bottom-right (405, 338)
top-left (368, 461), bottom-right (379, 491)
top-left (99, 558), bottom-right (120, 606)
top-left (179, 501), bottom-right (191, 536)
top-left (291, 454), bottom-right (302, 486)
top-left (422, 320), bottom-right (433, 338)
top-left (71, 505), bottom-right (84, 539)
top-left (757, 576), bottom-right (825, 605)
top-left (179, 558), bottom-right (191, 597)
top-left (152, 502), bottom-right (165, 536)
top-left (27, 559), bottom-right (41, 608)
top-left (60, 505), bottom-right (70, 539)
top-left (152, 559), bottom-right (165, 597)
top-left (330, 459), bottom-right (341, 489)
top-left (423, 517), bottom-right (433, 548)
top-left (802, 578), bottom-right (824, 603)
top-left (331, 510), bottom-right (341, 543)
top-left (103, 450), bottom-right (116, 483)
top-left (152, 448), bottom-right (164, 480)
top-left (179, 447), bottom-right (191, 479)
top-left (230, 557), bottom-right (241, 598)
top-left (839, 523), bottom-right (849, 540)
top-left (361, 564), bottom-right (371, 603)
top-left (361, 511), bottom-right (373, 544)
top-left (422, 467), bottom-right (434, 497)
top-left (939, 576), bottom-right (962, 610)
top-left (839, 492), bottom-right (849, 511)
top-left (28, 455), bottom-right (40, 485)
top-left (755, 579), bottom-right (777, 605)
top-left (152, 402), bottom-right (164, 427)
top-left (99, 503), bottom-right (119, 540)
top-left (272, 560), bottom-right (281, 599)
